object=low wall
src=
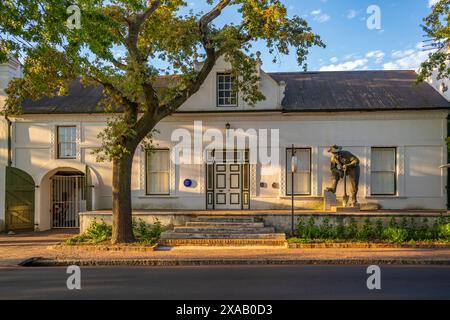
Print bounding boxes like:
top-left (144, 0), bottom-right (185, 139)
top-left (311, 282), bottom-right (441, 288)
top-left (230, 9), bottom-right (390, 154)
top-left (79, 210), bottom-right (449, 234)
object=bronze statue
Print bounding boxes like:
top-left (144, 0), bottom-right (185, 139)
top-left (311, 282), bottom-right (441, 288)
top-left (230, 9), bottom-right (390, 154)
top-left (326, 145), bottom-right (360, 207)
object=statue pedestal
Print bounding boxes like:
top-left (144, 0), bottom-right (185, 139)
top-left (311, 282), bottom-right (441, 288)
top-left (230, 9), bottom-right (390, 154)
top-left (323, 190), bottom-right (336, 210)
top-left (334, 204), bottom-right (361, 213)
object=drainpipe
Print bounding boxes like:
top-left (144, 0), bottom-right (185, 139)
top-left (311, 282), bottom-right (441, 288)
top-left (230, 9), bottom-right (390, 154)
top-left (447, 114), bottom-right (450, 210)
top-left (5, 115), bottom-right (11, 167)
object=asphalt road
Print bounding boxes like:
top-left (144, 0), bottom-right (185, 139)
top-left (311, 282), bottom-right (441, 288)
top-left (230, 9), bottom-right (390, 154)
top-left (0, 265), bottom-right (449, 300)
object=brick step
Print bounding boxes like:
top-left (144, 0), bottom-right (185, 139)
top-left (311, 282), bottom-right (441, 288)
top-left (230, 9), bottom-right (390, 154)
top-left (194, 216), bottom-right (255, 223)
top-left (160, 232), bottom-right (286, 240)
top-left (186, 222), bottom-right (265, 228)
top-left (173, 226), bottom-right (276, 233)
top-left (159, 238), bottom-right (287, 247)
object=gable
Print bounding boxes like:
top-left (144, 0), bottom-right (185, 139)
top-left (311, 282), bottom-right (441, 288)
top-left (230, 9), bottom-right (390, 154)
top-left (178, 55), bottom-right (284, 112)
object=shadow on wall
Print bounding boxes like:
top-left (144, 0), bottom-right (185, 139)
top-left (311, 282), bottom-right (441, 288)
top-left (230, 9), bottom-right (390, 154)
top-left (0, 219), bottom-right (4, 232)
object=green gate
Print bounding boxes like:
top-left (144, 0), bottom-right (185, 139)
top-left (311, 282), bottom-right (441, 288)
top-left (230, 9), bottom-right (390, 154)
top-left (5, 167), bottom-right (35, 231)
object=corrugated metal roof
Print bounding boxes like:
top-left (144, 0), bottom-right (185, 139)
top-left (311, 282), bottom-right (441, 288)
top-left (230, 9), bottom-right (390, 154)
top-left (20, 70), bottom-right (450, 114)
top-left (269, 70), bottom-right (450, 111)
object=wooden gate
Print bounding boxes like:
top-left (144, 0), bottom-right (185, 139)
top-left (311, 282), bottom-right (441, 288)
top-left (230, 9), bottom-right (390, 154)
top-left (5, 167), bottom-right (35, 231)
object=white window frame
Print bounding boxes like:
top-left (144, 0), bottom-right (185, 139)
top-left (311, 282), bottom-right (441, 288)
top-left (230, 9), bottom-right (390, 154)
top-left (370, 147), bottom-right (397, 196)
top-left (286, 147), bottom-right (312, 196)
top-left (57, 125), bottom-right (77, 159)
top-left (216, 73), bottom-right (238, 107)
top-left (145, 149), bottom-right (171, 195)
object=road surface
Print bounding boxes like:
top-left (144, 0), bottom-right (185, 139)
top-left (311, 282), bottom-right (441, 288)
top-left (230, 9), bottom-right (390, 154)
top-left (0, 265), bottom-right (449, 299)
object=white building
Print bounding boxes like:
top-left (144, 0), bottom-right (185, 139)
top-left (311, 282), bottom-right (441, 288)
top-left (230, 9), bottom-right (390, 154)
top-left (0, 56), bottom-right (449, 231)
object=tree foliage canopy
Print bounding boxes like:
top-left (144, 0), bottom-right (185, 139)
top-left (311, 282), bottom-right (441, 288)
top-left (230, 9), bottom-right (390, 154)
top-left (0, 0), bottom-right (324, 160)
top-left (418, 0), bottom-right (450, 82)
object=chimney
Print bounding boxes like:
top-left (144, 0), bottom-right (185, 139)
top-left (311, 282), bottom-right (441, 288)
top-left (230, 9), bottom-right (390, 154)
top-left (0, 56), bottom-right (22, 109)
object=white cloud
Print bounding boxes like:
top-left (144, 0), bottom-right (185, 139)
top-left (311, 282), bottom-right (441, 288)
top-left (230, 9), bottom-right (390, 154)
top-left (383, 42), bottom-right (433, 70)
top-left (311, 9), bottom-right (330, 23)
top-left (347, 9), bottom-right (357, 19)
top-left (330, 57), bottom-right (338, 63)
top-left (428, 0), bottom-right (439, 8)
top-left (366, 50), bottom-right (386, 64)
top-left (319, 59), bottom-right (369, 71)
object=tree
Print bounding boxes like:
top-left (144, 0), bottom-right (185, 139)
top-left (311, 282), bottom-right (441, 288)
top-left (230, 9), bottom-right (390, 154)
top-left (0, 0), bottom-right (324, 243)
top-left (417, 0), bottom-right (450, 82)
top-left (417, 0), bottom-right (450, 150)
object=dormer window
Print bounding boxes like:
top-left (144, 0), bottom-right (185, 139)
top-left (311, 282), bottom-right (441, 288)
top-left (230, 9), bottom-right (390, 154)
top-left (217, 73), bottom-right (237, 107)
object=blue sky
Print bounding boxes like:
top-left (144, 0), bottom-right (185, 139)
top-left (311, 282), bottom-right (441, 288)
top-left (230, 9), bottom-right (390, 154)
top-left (187, 0), bottom-right (438, 72)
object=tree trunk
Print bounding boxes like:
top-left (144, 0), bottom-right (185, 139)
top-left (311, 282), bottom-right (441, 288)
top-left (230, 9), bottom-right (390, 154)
top-left (111, 152), bottom-right (135, 243)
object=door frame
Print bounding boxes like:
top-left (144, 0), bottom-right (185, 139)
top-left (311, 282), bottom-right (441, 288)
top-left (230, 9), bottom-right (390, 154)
top-left (205, 149), bottom-right (250, 210)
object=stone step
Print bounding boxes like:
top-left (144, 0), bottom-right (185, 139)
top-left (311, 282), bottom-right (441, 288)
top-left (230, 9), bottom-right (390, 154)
top-left (173, 226), bottom-right (276, 233)
top-left (194, 216), bottom-right (255, 223)
top-left (160, 232), bottom-right (286, 240)
top-left (186, 222), bottom-right (265, 228)
top-left (159, 238), bottom-right (287, 247)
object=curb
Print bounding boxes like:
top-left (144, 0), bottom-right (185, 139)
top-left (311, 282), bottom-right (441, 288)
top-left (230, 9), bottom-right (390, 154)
top-left (287, 243), bottom-right (450, 249)
top-left (48, 244), bottom-right (158, 252)
top-left (19, 257), bottom-right (450, 267)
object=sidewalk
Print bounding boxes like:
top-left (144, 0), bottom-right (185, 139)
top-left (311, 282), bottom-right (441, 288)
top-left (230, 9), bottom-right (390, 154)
top-left (2, 230), bottom-right (450, 266)
top-left (0, 229), bottom-right (77, 266)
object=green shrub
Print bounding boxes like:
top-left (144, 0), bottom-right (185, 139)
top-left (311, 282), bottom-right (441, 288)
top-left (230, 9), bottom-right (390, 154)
top-left (347, 218), bottom-right (358, 239)
top-left (132, 218), bottom-right (163, 244)
top-left (64, 218), bottom-right (163, 245)
top-left (335, 220), bottom-right (346, 239)
top-left (438, 223), bottom-right (450, 240)
top-left (357, 218), bottom-right (374, 241)
top-left (381, 227), bottom-right (409, 243)
top-left (85, 219), bottom-right (112, 243)
top-left (319, 217), bottom-right (333, 239)
top-left (374, 219), bottom-right (383, 239)
top-left (292, 215), bottom-right (450, 243)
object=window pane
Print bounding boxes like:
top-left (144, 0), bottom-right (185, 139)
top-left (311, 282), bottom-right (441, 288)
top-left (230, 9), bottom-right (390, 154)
top-left (371, 147), bottom-right (396, 194)
top-left (217, 73), bottom-right (237, 107)
top-left (371, 172), bottom-right (395, 194)
top-left (58, 126), bottom-right (77, 158)
top-left (146, 150), bottom-right (170, 194)
top-left (286, 148), bottom-right (311, 195)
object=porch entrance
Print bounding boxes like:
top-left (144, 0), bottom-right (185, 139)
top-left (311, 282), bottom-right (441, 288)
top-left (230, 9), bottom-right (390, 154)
top-left (51, 172), bottom-right (86, 228)
top-left (206, 150), bottom-right (250, 210)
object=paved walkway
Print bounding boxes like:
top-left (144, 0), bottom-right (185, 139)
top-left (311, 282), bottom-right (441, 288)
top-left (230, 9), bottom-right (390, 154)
top-left (0, 229), bottom-right (77, 266)
top-left (2, 229), bottom-right (450, 266)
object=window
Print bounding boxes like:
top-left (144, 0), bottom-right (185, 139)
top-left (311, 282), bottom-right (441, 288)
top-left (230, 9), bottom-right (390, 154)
top-left (371, 147), bottom-right (396, 195)
top-left (57, 126), bottom-right (77, 159)
top-left (146, 149), bottom-right (170, 195)
top-left (217, 73), bottom-right (237, 107)
top-left (286, 148), bottom-right (311, 195)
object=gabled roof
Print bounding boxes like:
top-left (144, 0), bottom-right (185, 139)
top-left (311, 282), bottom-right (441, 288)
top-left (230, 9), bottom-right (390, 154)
top-left (269, 70), bottom-right (450, 112)
top-left (20, 70), bottom-right (450, 114)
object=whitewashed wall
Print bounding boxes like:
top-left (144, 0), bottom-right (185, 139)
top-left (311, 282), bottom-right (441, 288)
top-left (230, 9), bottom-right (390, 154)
top-left (0, 58), bottom-right (22, 231)
top-left (7, 109), bottom-right (448, 230)
top-left (178, 56), bottom-right (284, 112)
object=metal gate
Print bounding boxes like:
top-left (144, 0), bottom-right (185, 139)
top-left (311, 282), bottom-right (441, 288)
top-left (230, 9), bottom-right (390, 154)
top-left (5, 167), bottom-right (35, 231)
top-left (51, 174), bottom-right (86, 228)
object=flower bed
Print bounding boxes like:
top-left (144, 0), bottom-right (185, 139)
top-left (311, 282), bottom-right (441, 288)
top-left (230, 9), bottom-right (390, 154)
top-left (64, 218), bottom-right (163, 246)
top-left (289, 215), bottom-right (450, 244)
